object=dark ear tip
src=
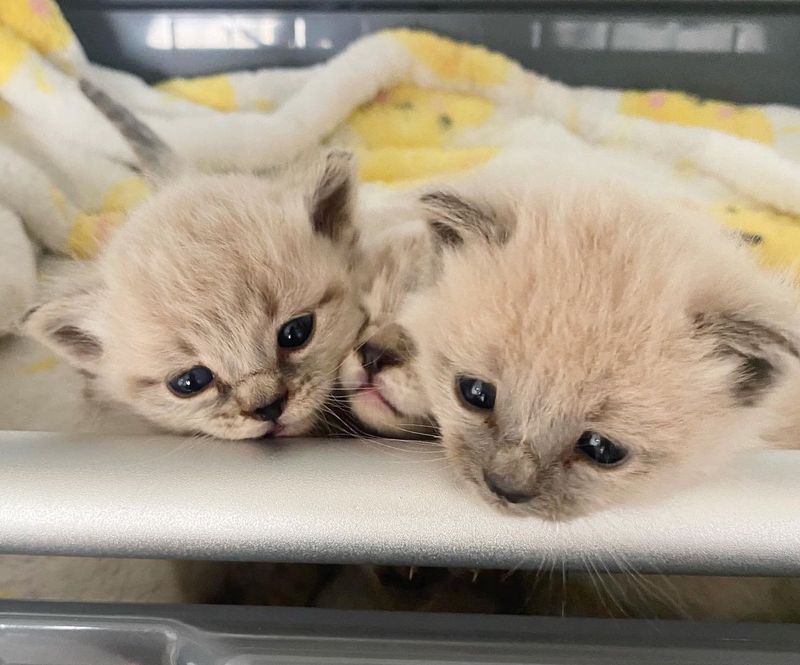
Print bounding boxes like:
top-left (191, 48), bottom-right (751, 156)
top-left (428, 219), bottom-right (463, 248)
top-left (311, 150), bottom-right (357, 242)
top-left (19, 305), bottom-right (40, 327)
top-left (420, 191), bottom-right (453, 206)
top-left (319, 149), bottom-right (356, 188)
top-left (327, 148), bottom-right (354, 158)
top-left (693, 310), bottom-right (800, 407)
top-left (325, 148), bottom-right (355, 167)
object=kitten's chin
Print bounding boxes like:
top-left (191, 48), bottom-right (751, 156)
top-left (466, 478), bottom-right (574, 521)
top-left (270, 422), bottom-right (307, 438)
top-left (351, 389), bottom-right (434, 439)
top-left (351, 388), bottom-right (405, 432)
top-left (461, 466), bottom-right (634, 522)
top-left (354, 386), bottom-right (401, 417)
top-left (198, 421), bottom-right (275, 441)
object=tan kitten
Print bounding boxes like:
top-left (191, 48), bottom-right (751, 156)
top-left (402, 182), bottom-right (800, 519)
top-left (339, 152), bottom-right (615, 440)
top-left (22, 81), bottom-right (364, 439)
top-left (339, 209), bottom-right (437, 438)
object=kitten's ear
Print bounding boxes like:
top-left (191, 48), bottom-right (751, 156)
top-left (693, 311), bottom-right (799, 407)
top-left (22, 289), bottom-right (107, 374)
top-left (421, 191), bottom-right (511, 249)
top-left (310, 149), bottom-right (357, 244)
top-left (79, 78), bottom-right (185, 183)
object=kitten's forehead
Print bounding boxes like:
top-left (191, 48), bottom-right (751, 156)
top-left (110, 175), bottom-right (308, 260)
top-left (107, 173), bottom-right (345, 291)
top-left (435, 201), bottom-right (693, 354)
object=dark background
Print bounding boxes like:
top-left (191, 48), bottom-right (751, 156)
top-left (59, 1), bottom-right (800, 105)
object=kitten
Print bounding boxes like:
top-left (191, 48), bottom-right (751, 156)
top-left (339, 209), bottom-right (437, 438)
top-left (339, 151), bottom-right (636, 440)
top-left (401, 181), bottom-right (800, 519)
top-left (22, 81), bottom-right (364, 439)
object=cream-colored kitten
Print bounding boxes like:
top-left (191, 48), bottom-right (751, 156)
top-left (338, 160), bottom-right (528, 439)
top-left (339, 214), bottom-right (436, 438)
top-left (339, 150), bottom-right (653, 440)
top-left (402, 182), bottom-right (800, 519)
top-left (23, 81), bottom-right (364, 439)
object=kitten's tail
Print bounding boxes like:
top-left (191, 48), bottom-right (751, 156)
top-left (79, 77), bottom-right (181, 181)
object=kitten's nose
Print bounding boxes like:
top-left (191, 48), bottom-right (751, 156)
top-left (483, 471), bottom-right (534, 504)
top-left (358, 342), bottom-right (401, 374)
top-left (251, 393), bottom-right (287, 422)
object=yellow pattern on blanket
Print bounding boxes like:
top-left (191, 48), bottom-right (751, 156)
top-left (4, 0), bottom-right (800, 310)
top-left (619, 90), bottom-right (774, 144)
top-left (348, 84), bottom-right (497, 182)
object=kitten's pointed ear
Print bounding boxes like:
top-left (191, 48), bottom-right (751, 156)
top-left (310, 149), bottom-right (357, 244)
top-left (80, 78), bottom-right (185, 183)
top-left (421, 191), bottom-right (511, 249)
top-left (693, 310), bottom-right (799, 407)
top-left (22, 289), bottom-right (106, 374)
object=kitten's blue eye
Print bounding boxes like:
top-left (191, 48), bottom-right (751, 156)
top-left (278, 313), bottom-right (315, 349)
top-left (168, 365), bottom-right (214, 397)
top-left (457, 376), bottom-right (496, 410)
top-left (576, 431), bottom-right (627, 466)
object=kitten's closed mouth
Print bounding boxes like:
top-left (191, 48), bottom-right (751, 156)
top-left (356, 384), bottom-right (403, 418)
top-left (261, 424), bottom-right (285, 439)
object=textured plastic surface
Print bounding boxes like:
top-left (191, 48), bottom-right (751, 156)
top-left (0, 601), bottom-right (799, 664)
top-left (0, 431), bottom-right (798, 574)
top-left (61, 1), bottom-right (800, 104)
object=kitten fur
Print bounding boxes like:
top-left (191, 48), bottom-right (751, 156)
top-left (339, 198), bottom-right (437, 438)
top-left (23, 81), bottom-right (364, 439)
top-left (339, 151), bottom-right (639, 439)
top-left (402, 180), bottom-right (800, 519)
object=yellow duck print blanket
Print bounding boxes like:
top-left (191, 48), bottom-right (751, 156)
top-left (4, 0), bottom-right (800, 337)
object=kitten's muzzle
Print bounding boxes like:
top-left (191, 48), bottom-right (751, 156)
top-left (249, 392), bottom-right (287, 423)
top-left (483, 470), bottom-right (534, 505)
